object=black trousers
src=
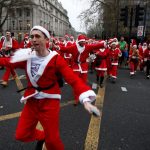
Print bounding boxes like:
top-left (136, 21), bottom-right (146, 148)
top-left (145, 60), bottom-right (150, 76)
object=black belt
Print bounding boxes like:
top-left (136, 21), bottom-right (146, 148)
top-left (17, 82), bottom-right (55, 93)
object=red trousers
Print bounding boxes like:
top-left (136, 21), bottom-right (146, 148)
top-left (108, 65), bottom-right (118, 78)
top-left (129, 61), bottom-right (138, 74)
top-left (2, 67), bottom-right (16, 81)
top-left (73, 72), bottom-right (87, 101)
top-left (15, 98), bottom-right (64, 150)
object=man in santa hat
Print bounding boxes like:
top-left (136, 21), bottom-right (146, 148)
top-left (58, 34), bottom-right (106, 103)
top-left (107, 41), bottom-right (122, 83)
top-left (129, 44), bottom-right (140, 77)
top-left (143, 43), bottom-right (150, 79)
top-left (95, 47), bottom-right (109, 87)
top-left (19, 33), bottom-right (31, 48)
top-left (0, 31), bottom-right (19, 86)
top-left (0, 25), bottom-right (100, 150)
top-left (139, 42), bottom-right (147, 71)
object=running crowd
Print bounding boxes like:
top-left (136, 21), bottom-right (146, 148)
top-left (0, 26), bottom-right (150, 150)
top-left (0, 30), bottom-right (150, 88)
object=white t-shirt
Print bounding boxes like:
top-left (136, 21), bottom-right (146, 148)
top-left (31, 54), bottom-right (51, 77)
top-left (31, 54), bottom-right (50, 99)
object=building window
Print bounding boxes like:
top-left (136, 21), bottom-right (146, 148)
top-left (12, 21), bottom-right (15, 30)
top-left (18, 9), bottom-right (22, 17)
top-left (26, 8), bottom-right (30, 17)
top-left (27, 20), bottom-right (30, 30)
top-left (19, 20), bottom-right (22, 30)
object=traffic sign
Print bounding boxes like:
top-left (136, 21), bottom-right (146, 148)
top-left (137, 25), bottom-right (144, 37)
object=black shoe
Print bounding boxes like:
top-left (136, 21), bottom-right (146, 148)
top-left (35, 140), bottom-right (45, 150)
top-left (130, 74), bottom-right (134, 79)
top-left (111, 78), bottom-right (116, 83)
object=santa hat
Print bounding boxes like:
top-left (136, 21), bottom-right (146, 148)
top-left (24, 33), bottom-right (29, 39)
top-left (70, 36), bottom-right (74, 39)
top-left (77, 34), bottom-right (86, 43)
top-left (108, 38), bottom-right (118, 46)
top-left (131, 39), bottom-right (137, 47)
top-left (30, 25), bottom-right (50, 39)
top-left (64, 34), bottom-right (69, 38)
top-left (132, 45), bottom-right (137, 49)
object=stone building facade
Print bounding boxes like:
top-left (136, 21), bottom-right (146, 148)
top-left (2, 0), bottom-right (71, 39)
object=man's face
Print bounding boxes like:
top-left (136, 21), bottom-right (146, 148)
top-left (120, 37), bottom-right (124, 41)
top-left (30, 30), bottom-right (47, 51)
top-left (6, 32), bottom-right (11, 40)
top-left (111, 44), bottom-right (116, 49)
top-left (78, 41), bottom-right (86, 47)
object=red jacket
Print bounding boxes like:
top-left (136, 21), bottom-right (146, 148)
top-left (144, 49), bottom-right (150, 61)
top-left (60, 42), bottom-right (105, 73)
top-left (0, 51), bottom-right (96, 103)
top-left (0, 38), bottom-right (19, 51)
top-left (108, 48), bottom-right (122, 65)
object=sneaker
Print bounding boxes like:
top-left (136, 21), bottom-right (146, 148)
top-left (0, 81), bottom-right (8, 87)
top-left (35, 140), bottom-right (45, 150)
top-left (146, 75), bottom-right (150, 79)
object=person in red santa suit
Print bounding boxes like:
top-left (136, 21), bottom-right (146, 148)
top-left (0, 31), bottom-right (19, 86)
top-left (129, 44), bottom-right (140, 78)
top-left (0, 26), bottom-right (100, 150)
top-left (95, 47), bottom-right (109, 87)
top-left (58, 34), bottom-right (105, 103)
top-left (62, 34), bottom-right (73, 67)
top-left (107, 41), bottom-right (122, 83)
top-left (139, 42), bottom-right (147, 71)
top-left (143, 43), bottom-right (150, 79)
top-left (19, 33), bottom-right (31, 48)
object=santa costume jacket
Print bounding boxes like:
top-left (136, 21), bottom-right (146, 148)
top-left (0, 49), bottom-right (96, 103)
top-left (59, 42), bottom-right (105, 73)
top-left (95, 48), bottom-right (109, 71)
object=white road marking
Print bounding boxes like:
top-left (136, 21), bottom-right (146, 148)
top-left (121, 87), bottom-right (127, 92)
top-left (0, 106), bottom-right (3, 109)
top-left (92, 83), bottom-right (97, 89)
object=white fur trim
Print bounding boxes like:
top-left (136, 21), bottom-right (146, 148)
top-left (111, 76), bottom-right (117, 79)
top-left (30, 25), bottom-right (50, 39)
top-left (34, 92), bottom-right (61, 99)
top-left (79, 90), bottom-right (96, 104)
top-left (111, 63), bottom-right (118, 65)
top-left (10, 48), bottom-right (36, 63)
top-left (20, 90), bottom-right (39, 103)
top-left (95, 67), bottom-right (107, 71)
top-left (130, 72), bottom-right (135, 75)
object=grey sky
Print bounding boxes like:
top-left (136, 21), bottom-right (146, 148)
top-left (59, 0), bottom-right (90, 32)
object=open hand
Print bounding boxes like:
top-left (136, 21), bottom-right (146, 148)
top-left (83, 102), bottom-right (100, 117)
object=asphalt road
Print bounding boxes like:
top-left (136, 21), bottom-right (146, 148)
top-left (0, 68), bottom-right (150, 150)
top-left (99, 68), bottom-right (150, 150)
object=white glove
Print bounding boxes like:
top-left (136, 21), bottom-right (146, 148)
top-left (83, 101), bottom-right (100, 117)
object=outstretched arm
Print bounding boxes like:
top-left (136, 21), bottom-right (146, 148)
top-left (55, 55), bottom-right (100, 116)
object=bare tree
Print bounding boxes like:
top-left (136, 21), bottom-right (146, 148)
top-left (78, 0), bottom-right (119, 38)
top-left (0, 0), bottom-right (23, 32)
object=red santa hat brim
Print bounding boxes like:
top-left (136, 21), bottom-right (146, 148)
top-left (30, 25), bottom-right (50, 39)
